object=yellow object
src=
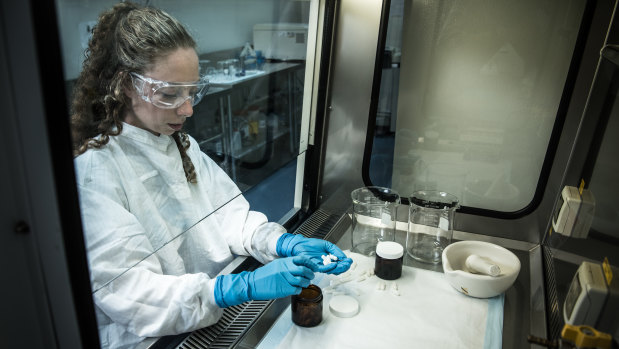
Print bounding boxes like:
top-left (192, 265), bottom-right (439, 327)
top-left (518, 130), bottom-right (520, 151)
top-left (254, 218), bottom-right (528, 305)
top-left (603, 257), bottom-right (613, 286)
top-left (249, 121), bottom-right (259, 136)
top-left (579, 179), bottom-right (585, 195)
top-left (561, 324), bottom-right (612, 349)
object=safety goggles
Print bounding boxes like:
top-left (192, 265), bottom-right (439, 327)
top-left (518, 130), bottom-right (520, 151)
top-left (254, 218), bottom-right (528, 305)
top-left (130, 72), bottom-right (209, 109)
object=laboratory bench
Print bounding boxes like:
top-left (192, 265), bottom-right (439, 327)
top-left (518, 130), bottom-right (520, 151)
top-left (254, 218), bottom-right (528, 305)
top-left (147, 209), bottom-right (546, 349)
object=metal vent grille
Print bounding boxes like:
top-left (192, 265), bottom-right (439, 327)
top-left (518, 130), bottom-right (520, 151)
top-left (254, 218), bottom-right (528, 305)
top-left (543, 246), bottom-right (562, 341)
top-left (177, 301), bottom-right (271, 349)
top-left (175, 209), bottom-right (341, 348)
top-left (294, 209), bottom-right (341, 239)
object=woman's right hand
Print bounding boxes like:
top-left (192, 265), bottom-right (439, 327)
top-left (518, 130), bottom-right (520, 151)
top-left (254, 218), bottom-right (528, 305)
top-left (214, 255), bottom-right (318, 308)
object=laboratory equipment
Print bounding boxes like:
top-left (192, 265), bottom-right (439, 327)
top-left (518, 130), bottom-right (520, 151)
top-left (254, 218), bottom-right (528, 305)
top-left (350, 186), bottom-right (400, 256)
top-left (239, 42), bottom-right (257, 70)
top-left (407, 190), bottom-right (459, 264)
top-left (291, 284), bottom-right (323, 327)
top-left (561, 324), bottom-right (613, 349)
top-left (552, 186), bottom-right (596, 238)
top-left (465, 254), bottom-right (501, 277)
top-left (374, 241), bottom-right (403, 280)
top-left (227, 59), bottom-right (240, 76)
top-left (563, 261), bottom-right (619, 339)
top-left (198, 59), bottom-right (210, 74)
top-left (527, 324), bottom-right (613, 349)
top-left (442, 240), bottom-right (521, 298)
top-left (216, 60), bottom-right (227, 75)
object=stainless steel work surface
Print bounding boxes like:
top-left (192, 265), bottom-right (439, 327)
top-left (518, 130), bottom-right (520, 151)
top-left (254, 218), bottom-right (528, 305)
top-left (235, 212), bottom-right (545, 349)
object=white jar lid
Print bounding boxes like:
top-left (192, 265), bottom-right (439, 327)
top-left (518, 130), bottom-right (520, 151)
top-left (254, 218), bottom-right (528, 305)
top-left (376, 241), bottom-right (404, 259)
top-left (329, 295), bottom-right (360, 318)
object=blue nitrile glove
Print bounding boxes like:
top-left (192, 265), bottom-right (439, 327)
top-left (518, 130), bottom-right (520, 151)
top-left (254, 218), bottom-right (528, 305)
top-left (214, 255), bottom-right (318, 308)
top-left (276, 233), bottom-right (353, 275)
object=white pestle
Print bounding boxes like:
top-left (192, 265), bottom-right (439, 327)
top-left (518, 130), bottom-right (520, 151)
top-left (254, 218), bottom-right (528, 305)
top-left (465, 254), bottom-right (501, 277)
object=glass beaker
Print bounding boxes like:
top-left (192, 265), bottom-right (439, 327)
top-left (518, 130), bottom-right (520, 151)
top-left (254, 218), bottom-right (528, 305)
top-left (351, 186), bottom-right (400, 256)
top-left (216, 60), bottom-right (228, 75)
top-left (198, 59), bottom-right (210, 75)
top-left (228, 59), bottom-right (240, 76)
top-left (406, 190), bottom-right (459, 264)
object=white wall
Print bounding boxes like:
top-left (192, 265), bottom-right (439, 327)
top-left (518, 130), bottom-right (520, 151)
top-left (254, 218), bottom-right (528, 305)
top-left (55, 0), bottom-right (309, 80)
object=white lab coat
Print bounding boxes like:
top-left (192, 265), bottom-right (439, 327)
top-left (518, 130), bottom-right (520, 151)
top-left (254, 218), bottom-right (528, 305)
top-left (74, 122), bottom-right (285, 349)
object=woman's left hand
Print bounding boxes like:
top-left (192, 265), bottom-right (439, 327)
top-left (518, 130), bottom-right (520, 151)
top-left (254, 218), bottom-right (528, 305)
top-left (276, 233), bottom-right (353, 274)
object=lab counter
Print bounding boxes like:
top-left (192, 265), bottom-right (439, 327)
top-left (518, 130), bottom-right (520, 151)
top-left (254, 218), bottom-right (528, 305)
top-left (149, 209), bottom-right (545, 349)
top-left (205, 62), bottom-right (302, 87)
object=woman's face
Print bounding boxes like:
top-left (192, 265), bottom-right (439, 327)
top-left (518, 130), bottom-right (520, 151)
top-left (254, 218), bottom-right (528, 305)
top-left (125, 47), bottom-right (199, 136)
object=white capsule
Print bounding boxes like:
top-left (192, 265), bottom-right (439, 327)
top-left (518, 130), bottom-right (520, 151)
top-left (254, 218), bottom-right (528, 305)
top-left (322, 255), bottom-right (333, 265)
top-left (390, 283), bottom-right (400, 296)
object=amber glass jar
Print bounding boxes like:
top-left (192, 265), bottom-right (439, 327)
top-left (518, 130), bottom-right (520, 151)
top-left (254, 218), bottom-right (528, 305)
top-left (375, 241), bottom-right (404, 280)
top-left (291, 284), bottom-right (323, 327)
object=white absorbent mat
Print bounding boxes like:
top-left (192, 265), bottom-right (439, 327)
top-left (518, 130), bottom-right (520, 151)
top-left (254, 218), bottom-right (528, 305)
top-left (257, 251), bottom-right (504, 349)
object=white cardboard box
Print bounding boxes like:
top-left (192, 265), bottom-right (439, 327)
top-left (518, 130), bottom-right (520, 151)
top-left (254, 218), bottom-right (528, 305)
top-left (253, 23), bottom-right (308, 60)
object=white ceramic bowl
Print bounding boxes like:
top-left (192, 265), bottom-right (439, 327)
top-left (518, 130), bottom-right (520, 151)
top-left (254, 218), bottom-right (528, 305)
top-left (442, 240), bottom-right (521, 298)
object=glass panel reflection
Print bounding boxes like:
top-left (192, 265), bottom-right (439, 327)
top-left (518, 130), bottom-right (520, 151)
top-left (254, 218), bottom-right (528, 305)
top-left (370, 0), bottom-right (586, 211)
top-left (55, 1), bottom-right (313, 347)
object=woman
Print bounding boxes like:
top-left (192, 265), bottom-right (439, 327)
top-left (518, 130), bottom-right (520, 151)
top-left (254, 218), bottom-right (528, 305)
top-left (71, 2), bottom-right (351, 348)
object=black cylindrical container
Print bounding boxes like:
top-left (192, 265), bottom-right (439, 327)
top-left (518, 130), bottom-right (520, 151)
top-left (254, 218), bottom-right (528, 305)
top-left (375, 241), bottom-right (404, 280)
top-left (291, 284), bottom-right (323, 327)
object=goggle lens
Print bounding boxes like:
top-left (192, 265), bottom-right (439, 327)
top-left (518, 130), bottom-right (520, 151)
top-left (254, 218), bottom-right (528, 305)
top-left (131, 72), bottom-right (209, 109)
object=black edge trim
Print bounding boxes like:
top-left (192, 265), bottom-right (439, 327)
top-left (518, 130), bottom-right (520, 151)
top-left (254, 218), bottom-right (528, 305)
top-left (361, 0), bottom-right (391, 187)
top-left (29, 0), bottom-right (101, 347)
top-left (306, 0), bottom-right (339, 211)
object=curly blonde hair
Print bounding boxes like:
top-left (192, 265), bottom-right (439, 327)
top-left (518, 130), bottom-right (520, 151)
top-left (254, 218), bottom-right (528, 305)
top-left (71, 1), bottom-right (197, 183)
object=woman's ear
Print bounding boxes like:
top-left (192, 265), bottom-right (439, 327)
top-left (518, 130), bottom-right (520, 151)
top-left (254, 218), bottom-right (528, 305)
top-left (120, 71), bottom-right (134, 99)
top-left (124, 79), bottom-right (134, 99)
top-left (124, 86), bottom-right (134, 99)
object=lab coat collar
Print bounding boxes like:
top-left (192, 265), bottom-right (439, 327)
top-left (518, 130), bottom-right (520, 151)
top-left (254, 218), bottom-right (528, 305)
top-left (120, 122), bottom-right (174, 152)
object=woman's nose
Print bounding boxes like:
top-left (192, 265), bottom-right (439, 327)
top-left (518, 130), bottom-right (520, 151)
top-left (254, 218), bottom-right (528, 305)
top-left (178, 99), bottom-right (193, 117)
